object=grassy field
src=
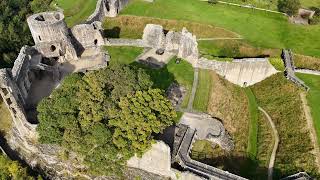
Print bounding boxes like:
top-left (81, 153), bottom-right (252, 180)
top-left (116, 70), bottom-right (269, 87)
top-left (103, 15), bottom-right (238, 39)
top-left (0, 98), bottom-right (12, 135)
top-left (296, 73), bottom-right (320, 146)
top-left (122, 0), bottom-right (320, 57)
top-left (105, 46), bottom-right (144, 65)
top-left (215, 0), bottom-right (320, 10)
top-left (252, 73), bottom-right (319, 178)
top-left (52, 0), bottom-right (97, 26)
top-left (244, 88), bottom-right (259, 158)
top-left (193, 70), bottom-right (212, 112)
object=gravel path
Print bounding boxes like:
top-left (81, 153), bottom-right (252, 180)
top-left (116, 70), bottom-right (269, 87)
top-left (300, 93), bottom-right (320, 172)
top-left (258, 107), bottom-right (279, 180)
top-left (187, 68), bottom-right (199, 111)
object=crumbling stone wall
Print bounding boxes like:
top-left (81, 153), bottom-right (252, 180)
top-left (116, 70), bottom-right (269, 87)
top-left (71, 22), bottom-right (105, 48)
top-left (142, 24), bottom-right (199, 67)
top-left (87, 0), bottom-right (130, 23)
top-left (27, 12), bottom-right (78, 60)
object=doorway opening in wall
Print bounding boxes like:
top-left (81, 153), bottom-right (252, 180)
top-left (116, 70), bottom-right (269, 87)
top-left (94, 39), bottom-right (98, 46)
top-left (106, 1), bottom-right (110, 11)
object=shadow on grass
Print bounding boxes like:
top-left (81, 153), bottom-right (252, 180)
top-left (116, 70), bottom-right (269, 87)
top-left (129, 61), bottom-right (177, 91)
top-left (193, 153), bottom-right (281, 180)
top-left (104, 26), bottom-right (121, 38)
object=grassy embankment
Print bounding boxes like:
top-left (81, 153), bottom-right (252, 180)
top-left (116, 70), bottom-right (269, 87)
top-left (252, 73), bottom-right (319, 178)
top-left (294, 54), bottom-right (320, 71)
top-left (193, 70), bottom-right (212, 112)
top-left (296, 73), bottom-right (320, 146)
top-left (122, 0), bottom-right (320, 57)
top-left (52, 0), bottom-right (97, 26)
top-left (105, 46), bottom-right (194, 108)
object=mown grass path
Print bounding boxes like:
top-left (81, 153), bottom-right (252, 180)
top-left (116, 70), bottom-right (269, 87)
top-left (244, 88), bottom-right (258, 158)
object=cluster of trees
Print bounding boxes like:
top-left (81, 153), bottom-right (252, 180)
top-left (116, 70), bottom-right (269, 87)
top-left (0, 153), bottom-right (33, 179)
top-left (0, 0), bottom-right (52, 69)
top-left (37, 64), bottom-right (177, 176)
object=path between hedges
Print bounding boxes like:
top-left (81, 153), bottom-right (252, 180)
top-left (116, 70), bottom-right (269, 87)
top-left (300, 93), bottom-right (320, 173)
top-left (258, 107), bottom-right (279, 180)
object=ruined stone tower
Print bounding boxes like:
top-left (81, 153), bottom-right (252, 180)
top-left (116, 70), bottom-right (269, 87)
top-left (27, 11), bottom-right (78, 60)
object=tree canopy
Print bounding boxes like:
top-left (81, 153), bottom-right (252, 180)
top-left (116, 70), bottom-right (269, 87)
top-left (0, 153), bottom-right (33, 180)
top-left (0, 0), bottom-right (53, 68)
top-left (37, 64), bottom-right (177, 176)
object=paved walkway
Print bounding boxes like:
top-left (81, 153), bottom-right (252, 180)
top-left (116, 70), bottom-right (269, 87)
top-left (258, 107), bottom-right (279, 180)
top-left (300, 93), bottom-right (320, 173)
top-left (187, 68), bottom-right (199, 111)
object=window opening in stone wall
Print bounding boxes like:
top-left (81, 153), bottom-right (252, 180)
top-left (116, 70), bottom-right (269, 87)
top-left (94, 39), bottom-right (98, 45)
top-left (105, 0), bottom-right (110, 11)
top-left (1, 88), bottom-right (9, 96)
top-left (35, 15), bottom-right (45, 21)
top-left (50, 45), bottom-right (56, 52)
top-left (6, 98), bottom-right (12, 105)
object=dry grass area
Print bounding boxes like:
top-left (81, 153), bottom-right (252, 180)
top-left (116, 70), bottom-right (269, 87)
top-left (0, 98), bottom-right (12, 135)
top-left (294, 54), bottom-right (320, 71)
top-left (256, 112), bottom-right (274, 167)
top-left (208, 72), bottom-right (249, 153)
top-left (198, 39), bottom-right (281, 58)
top-left (103, 15), bottom-right (239, 39)
top-left (252, 73), bottom-right (319, 178)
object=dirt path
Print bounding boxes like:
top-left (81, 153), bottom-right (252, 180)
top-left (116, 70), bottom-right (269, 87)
top-left (258, 107), bottom-right (279, 180)
top-left (187, 68), bottom-right (199, 111)
top-left (300, 93), bottom-right (320, 172)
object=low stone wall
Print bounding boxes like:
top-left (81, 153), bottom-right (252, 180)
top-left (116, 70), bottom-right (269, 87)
top-left (295, 68), bottom-right (320, 76)
top-left (105, 38), bottom-right (145, 47)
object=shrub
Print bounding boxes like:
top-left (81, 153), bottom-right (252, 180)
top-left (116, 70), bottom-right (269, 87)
top-left (278, 0), bottom-right (301, 16)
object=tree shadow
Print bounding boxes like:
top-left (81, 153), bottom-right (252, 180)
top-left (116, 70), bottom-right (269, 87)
top-left (129, 61), bottom-right (176, 91)
top-left (104, 27), bottom-right (121, 38)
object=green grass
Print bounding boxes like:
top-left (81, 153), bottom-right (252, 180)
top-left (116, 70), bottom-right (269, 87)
top-left (296, 73), bottom-right (320, 146)
top-left (252, 73), bottom-right (319, 178)
top-left (269, 57), bottom-right (285, 71)
top-left (244, 88), bottom-right (259, 159)
top-left (300, 0), bottom-right (320, 8)
top-left (122, 0), bottom-right (320, 57)
top-left (52, 0), bottom-right (97, 26)
top-left (105, 46), bottom-right (144, 65)
top-left (193, 70), bottom-right (212, 112)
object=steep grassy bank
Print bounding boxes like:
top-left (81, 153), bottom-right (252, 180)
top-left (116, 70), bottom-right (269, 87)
top-left (252, 73), bottom-right (318, 178)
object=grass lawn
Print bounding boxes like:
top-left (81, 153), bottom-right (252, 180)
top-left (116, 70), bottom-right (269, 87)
top-left (103, 15), bottom-right (238, 39)
top-left (300, 0), bottom-right (320, 8)
top-left (296, 73), bottom-right (320, 146)
top-left (105, 46), bottom-right (144, 65)
top-left (122, 0), bottom-right (320, 57)
top-left (0, 99), bottom-right (12, 135)
top-left (52, 0), bottom-right (97, 26)
top-left (252, 73), bottom-right (319, 178)
top-left (244, 88), bottom-right (259, 159)
top-left (193, 69), bottom-right (212, 112)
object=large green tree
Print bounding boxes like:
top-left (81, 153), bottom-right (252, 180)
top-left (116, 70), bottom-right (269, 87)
top-left (0, 153), bottom-right (33, 179)
top-left (37, 64), bottom-right (177, 176)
